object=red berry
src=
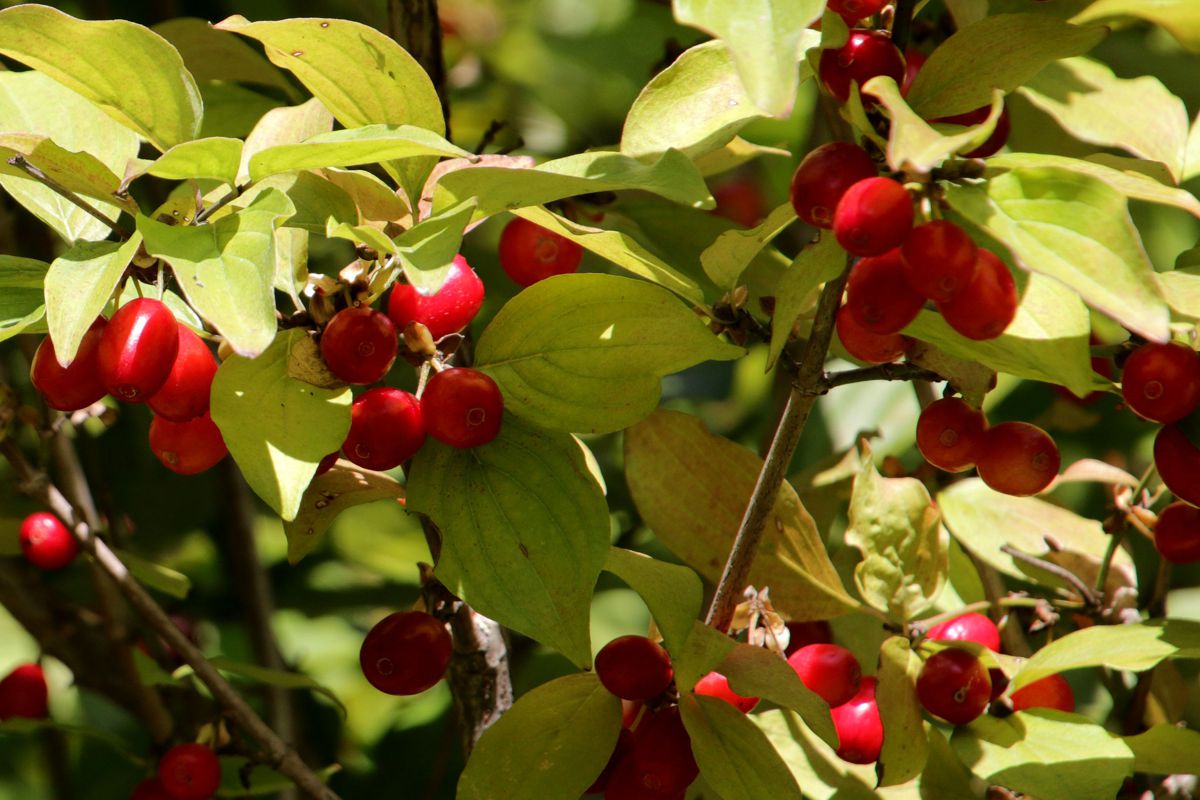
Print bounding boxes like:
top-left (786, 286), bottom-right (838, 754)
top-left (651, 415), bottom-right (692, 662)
top-left (315, 452), bottom-right (339, 477)
top-left (0, 663), bottom-right (49, 721)
top-left (711, 179), bottom-right (766, 228)
top-left (29, 319), bottom-right (108, 411)
top-left (783, 621), bottom-right (834, 657)
top-left (586, 728), bottom-right (634, 795)
top-left (359, 611), bottom-right (452, 695)
top-left (98, 298), bottom-right (180, 403)
top-left (499, 218), bottom-right (584, 287)
top-left (1153, 501), bottom-right (1200, 564)
top-left (157, 743), bottom-right (221, 800)
top-left (834, 178), bottom-right (914, 257)
top-left (828, 0), bottom-right (889, 22)
top-left (605, 706), bottom-right (697, 799)
top-left (386, 255), bottom-right (485, 341)
top-left (845, 248), bottom-right (926, 335)
top-left (693, 671), bottom-right (759, 713)
top-left (934, 104), bottom-right (1012, 159)
top-left (831, 676), bottom-right (883, 764)
top-left (595, 635), bottom-right (674, 702)
top-left (320, 307), bottom-right (399, 385)
top-left (421, 368), bottom-right (504, 449)
top-left (937, 249), bottom-right (1018, 341)
top-left (1155, 424), bottom-right (1200, 508)
top-left (901, 48), bottom-right (927, 97)
top-left (789, 142), bottom-right (877, 229)
top-left (787, 644), bottom-right (862, 708)
top-left (976, 421), bottom-right (1060, 496)
top-left (836, 305), bottom-right (912, 364)
top-left (342, 388), bottom-right (426, 471)
top-left (147, 325), bottom-right (217, 422)
top-left (901, 220), bottom-right (979, 302)
top-left (916, 648), bottom-right (991, 725)
top-left (1120, 342), bottom-right (1200, 424)
top-left (150, 412), bottom-right (228, 475)
top-left (926, 613), bottom-right (1001, 652)
top-left (130, 779), bottom-right (173, 800)
top-left (819, 30), bottom-right (905, 105)
top-left (916, 397), bottom-right (988, 473)
top-left (1011, 674), bottom-right (1075, 713)
top-left (19, 511), bottom-right (78, 571)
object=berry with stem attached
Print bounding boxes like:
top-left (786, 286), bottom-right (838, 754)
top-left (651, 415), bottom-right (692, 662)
top-left (148, 325), bottom-right (217, 423)
top-left (834, 177), bottom-right (914, 257)
top-left (498, 217), bottom-right (584, 287)
top-left (421, 368), bottom-right (504, 449)
top-left (19, 512), bottom-right (78, 571)
top-left (386, 255), bottom-right (485, 341)
top-left (1120, 341), bottom-right (1200, 424)
top-left (1152, 501), bottom-right (1200, 564)
top-left (976, 421), bottom-right (1060, 496)
top-left (789, 142), bottom-right (877, 229)
top-left (819, 30), bottom-right (905, 105)
top-left (1011, 674), bottom-right (1075, 713)
top-left (595, 635), bottom-right (674, 702)
top-left (30, 319), bottom-right (108, 411)
top-left (342, 388), bottom-right (426, 471)
top-left (150, 412), bottom-right (228, 476)
top-left (916, 648), bottom-right (991, 725)
top-left (901, 220), bottom-right (979, 302)
top-left (916, 397), bottom-right (988, 473)
top-left (693, 671), bottom-right (759, 713)
top-left (845, 248), bottom-right (926, 335)
top-left (157, 743), bottom-right (221, 800)
top-left (831, 677), bottom-right (883, 764)
top-left (835, 305), bottom-right (912, 364)
top-left (787, 644), bottom-right (862, 707)
top-left (98, 298), bottom-right (180, 403)
top-left (359, 611), bottom-right (452, 695)
top-left (0, 663), bottom-right (49, 721)
top-left (320, 307), bottom-right (399, 385)
top-left (1154, 424), bottom-right (1200, 508)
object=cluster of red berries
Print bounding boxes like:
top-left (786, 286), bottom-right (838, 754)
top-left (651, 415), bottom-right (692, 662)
top-left (358, 610), bottom-right (452, 696)
top-left (30, 298), bottom-right (227, 476)
top-left (130, 743), bottom-right (222, 800)
top-left (916, 397), bottom-right (1061, 497)
top-left (0, 662), bottom-right (49, 722)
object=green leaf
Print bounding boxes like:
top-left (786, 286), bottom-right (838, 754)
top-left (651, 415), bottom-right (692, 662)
top-left (1012, 619), bottom-right (1200, 690)
top-left (0, 718), bottom-right (144, 765)
top-left (1186, 113), bottom-right (1200, 182)
top-left (234, 172), bottom-right (358, 233)
top-left (906, 14), bottom-right (1106, 119)
top-left (209, 330), bottom-right (353, 521)
top-left (679, 694), bottom-right (803, 800)
top-left (620, 40), bottom-right (768, 160)
top-left (625, 409), bottom-right (857, 622)
top-left (44, 236), bottom-right (141, 365)
top-left (196, 82), bottom-right (282, 140)
top-left (714, 644), bottom-right (838, 749)
top-left (767, 235), bottom-right (846, 369)
top-left (188, 656), bottom-right (345, 715)
top-left (753, 709), bottom-right (884, 800)
top-left (139, 137), bottom-right (244, 187)
top-left (1020, 57), bottom-right (1189, 182)
top-left (951, 711), bottom-right (1133, 800)
top-left (319, 168), bottom-right (407, 223)
top-left (457, 674), bottom-right (621, 800)
top-left (876, 636), bottom-right (928, 786)
top-left (115, 547), bottom-right (191, 600)
top-left (0, 256), bottom-right (48, 342)
top-left (274, 227), bottom-right (308, 309)
top-left (0, 5), bottom-right (202, 150)
top-left (671, 621), bottom-right (739, 692)
top-left (673, 0), bottom-right (824, 116)
top-left (283, 462), bottom-right (405, 565)
top-left (944, 167), bottom-right (1170, 342)
top-left (407, 415), bottom-right (610, 668)
top-left (152, 17), bottom-right (298, 98)
top-left (248, 124), bottom-right (471, 182)
top-left (1159, 267), bottom-right (1200, 319)
top-left (1074, 0), bottom-right (1200, 52)
top-left (140, 188), bottom-right (295, 357)
top-left (239, 98), bottom-right (334, 184)
top-left (391, 199), bottom-right (477, 294)
top-left (1123, 724), bottom-right (1200, 776)
top-left (602, 548), bottom-right (702, 655)
top-left (216, 758), bottom-right (340, 798)
top-left (700, 202), bottom-right (797, 290)
top-left (475, 274), bottom-right (742, 434)
top-left (845, 446), bottom-right (947, 622)
top-left (921, 727), bottom-right (983, 800)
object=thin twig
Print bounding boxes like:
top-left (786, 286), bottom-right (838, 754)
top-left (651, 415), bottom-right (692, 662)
top-left (7, 155), bottom-right (129, 238)
top-left (891, 0), bottom-right (919, 52)
top-left (1000, 545), bottom-right (1100, 609)
top-left (193, 185), bottom-right (244, 225)
top-left (822, 363), bottom-right (940, 391)
top-left (1096, 464), bottom-right (1157, 596)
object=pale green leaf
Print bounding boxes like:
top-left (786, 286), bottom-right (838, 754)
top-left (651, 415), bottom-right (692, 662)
top-left (1186, 112), bottom-right (1200, 182)
top-left (233, 172), bottom-right (357, 233)
top-left (152, 17), bottom-right (298, 98)
top-left (318, 168), bottom-right (406, 222)
top-left (116, 548), bottom-right (191, 600)
top-left (274, 227), bottom-right (308, 309)
top-left (392, 200), bottom-right (476, 294)
top-left (196, 82), bottom-right (282, 140)
top-left (1158, 267), bottom-right (1200, 319)
top-left (1012, 619), bottom-right (1200, 689)
top-left (876, 636), bottom-right (928, 786)
top-left (680, 694), bottom-right (803, 800)
top-left (44, 236), bottom-right (141, 365)
top-left (715, 644), bottom-right (838, 749)
top-left (921, 727), bottom-right (983, 800)
top-left (249, 124), bottom-right (470, 183)
top-left (0, 256), bottom-right (48, 342)
top-left (140, 137), bottom-right (244, 187)
top-left (671, 621), bottom-right (738, 693)
top-left (283, 462), bottom-right (404, 565)
top-left (602, 548), bottom-right (702, 655)
top-left (238, 98), bottom-right (334, 185)
top-left (693, 137), bottom-right (792, 178)
top-left (1074, 0), bottom-right (1200, 52)
top-left (767, 234), bottom-right (846, 370)
top-left (700, 202), bottom-right (796, 290)
top-left (754, 709), bottom-right (887, 800)
top-left (325, 221), bottom-right (396, 256)
top-left (1124, 724), bottom-right (1200, 776)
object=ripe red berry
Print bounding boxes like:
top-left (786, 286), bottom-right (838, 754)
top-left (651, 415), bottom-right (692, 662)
top-left (830, 676), bottom-right (883, 764)
top-left (605, 706), bottom-right (698, 799)
top-left (1120, 342), bottom-right (1200, 424)
top-left (836, 305), bottom-right (912, 364)
top-left (315, 452), bottom-right (339, 477)
top-left (787, 644), bottom-right (862, 708)
top-left (595, 635), bottom-right (674, 702)
top-left (901, 48), bottom-right (927, 97)
top-left (147, 325), bottom-right (217, 423)
top-left (783, 620), bottom-right (834, 657)
top-left (30, 319), bottom-right (108, 411)
top-left (916, 397), bottom-right (988, 473)
top-left (98, 298), bottom-right (180, 403)
top-left (342, 388), bottom-right (426, 471)
top-left (936, 249), bottom-right (1018, 341)
top-left (693, 671), bottom-right (759, 713)
top-left (586, 728), bottom-right (634, 795)
top-left (711, 179), bottom-right (766, 228)
top-left (19, 511), bottom-right (78, 571)
top-left (1153, 501), bottom-right (1200, 564)
top-left (1011, 674), bottom-right (1075, 713)
top-left (130, 779), bottom-right (173, 800)
top-left (828, 0), bottom-right (889, 22)
top-left (360, 610), bottom-right (452, 695)
top-left (498, 217), bottom-right (585, 287)
top-left (819, 29), bottom-right (905, 104)
top-left (386, 254), bottom-right (485, 341)
top-left (789, 142), bottom-right (877, 229)
top-left (845, 248), bottom-right (925, 335)
top-left (149, 412), bottom-right (228, 476)
top-left (320, 307), bottom-right (399, 385)
top-left (1154, 424), bottom-right (1200, 508)
top-left (157, 743), bottom-right (221, 800)
top-left (901, 220), bottom-right (979, 302)
top-left (916, 648), bottom-right (991, 725)
top-left (934, 104), bottom-right (1012, 159)
top-left (0, 663), bottom-right (49, 721)
top-left (833, 177), bottom-right (914, 257)
top-left (421, 368), bottom-right (504, 449)
top-left (926, 613), bottom-right (1001, 653)
top-left (976, 421), bottom-right (1060, 496)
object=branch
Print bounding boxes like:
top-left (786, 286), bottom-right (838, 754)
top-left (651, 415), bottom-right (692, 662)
top-left (1000, 545), bottom-right (1100, 609)
top-left (6, 155), bottom-right (129, 239)
top-left (390, 0), bottom-right (450, 135)
top-left (822, 363), bottom-right (940, 391)
top-left (891, 0), bottom-right (918, 53)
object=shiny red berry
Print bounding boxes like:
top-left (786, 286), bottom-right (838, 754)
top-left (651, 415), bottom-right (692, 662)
top-left (787, 644), bottom-right (862, 708)
top-left (30, 319), bottom-right (108, 411)
top-left (831, 676), bottom-right (883, 764)
top-left (916, 648), bottom-right (991, 725)
top-left (783, 621), bottom-right (834, 657)
top-left (499, 217), bottom-right (584, 287)
top-left (586, 728), bottom-right (634, 795)
top-left (819, 29), bottom-right (905, 104)
top-left (976, 421), bottom-right (1060, 496)
top-left (605, 706), bottom-right (697, 799)
top-left (828, 0), bottom-right (889, 22)
top-left (147, 325), bottom-right (217, 423)
top-left (421, 368), bottom-right (504, 449)
top-left (342, 388), bottom-right (426, 471)
top-left (1120, 342), bottom-right (1200, 424)
top-left (149, 412), bottom-right (228, 476)
top-left (836, 305), bottom-right (912, 364)
top-left (1011, 674), bottom-right (1075, 713)
top-left (712, 179), bottom-right (766, 228)
top-left (130, 779), bottom-right (173, 800)
top-left (320, 307), bottom-right (399, 385)
top-left (157, 743), bottom-right (221, 800)
top-left (789, 142), bottom-right (877, 229)
top-left (845, 248), bottom-right (925, 335)
top-left (595, 635), bottom-right (674, 702)
top-left (834, 178), bottom-right (914, 257)
top-left (19, 511), bottom-right (78, 571)
top-left (901, 48), bottom-right (927, 97)
top-left (901, 220), bottom-right (979, 302)
top-left (916, 397), bottom-right (988, 473)
top-left (386, 255), bottom-right (485, 341)
top-left (359, 610), bottom-right (452, 695)
top-left (1153, 501), bottom-right (1200, 564)
top-left (1155, 424), bottom-right (1200, 508)
top-left (315, 452), bottom-right (339, 477)
top-left (0, 663), bottom-right (49, 721)
top-left (934, 104), bottom-right (1012, 159)
top-left (98, 298), bottom-right (180, 403)
top-left (937, 249), bottom-right (1018, 341)
top-left (926, 613), bottom-right (1001, 652)
top-left (693, 671), bottom-right (759, 713)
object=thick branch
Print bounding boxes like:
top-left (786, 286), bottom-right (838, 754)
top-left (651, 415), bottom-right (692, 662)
top-left (822, 363), bottom-right (940, 391)
top-left (390, 0), bottom-right (450, 134)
